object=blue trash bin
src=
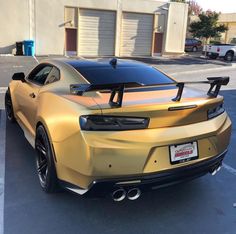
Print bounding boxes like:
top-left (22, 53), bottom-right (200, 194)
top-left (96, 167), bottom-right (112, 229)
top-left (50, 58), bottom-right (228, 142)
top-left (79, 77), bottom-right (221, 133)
top-left (23, 40), bottom-right (35, 56)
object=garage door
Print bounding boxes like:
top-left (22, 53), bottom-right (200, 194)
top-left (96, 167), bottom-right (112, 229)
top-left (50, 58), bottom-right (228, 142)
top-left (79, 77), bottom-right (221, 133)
top-left (121, 12), bottom-right (154, 56)
top-left (79, 9), bottom-right (116, 56)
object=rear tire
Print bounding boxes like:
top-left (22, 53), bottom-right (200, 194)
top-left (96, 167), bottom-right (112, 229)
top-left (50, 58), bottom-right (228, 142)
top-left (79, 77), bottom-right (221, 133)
top-left (224, 51), bottom-right (234, 62)
top-left (5, 88), bottom-right (16, 123)
top-left (35, 125), bottom-right (59, 193)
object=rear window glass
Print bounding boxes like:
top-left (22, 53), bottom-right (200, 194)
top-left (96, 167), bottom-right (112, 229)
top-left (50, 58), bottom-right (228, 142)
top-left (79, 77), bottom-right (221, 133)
top-left (76, 66), bottom-right (174, 85)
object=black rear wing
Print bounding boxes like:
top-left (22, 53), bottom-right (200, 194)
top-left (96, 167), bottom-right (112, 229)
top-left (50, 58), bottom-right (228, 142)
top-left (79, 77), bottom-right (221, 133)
top-left (70, 76), bottom-right (229, 108)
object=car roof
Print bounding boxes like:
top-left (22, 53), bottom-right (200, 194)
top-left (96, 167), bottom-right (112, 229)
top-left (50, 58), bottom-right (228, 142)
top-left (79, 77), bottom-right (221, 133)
top-left (42, 58), bottom-right (150, 73)
top-left (62, 58), bottom-right (148, 69)
top-left (43, 58), bottom-right (175, 86)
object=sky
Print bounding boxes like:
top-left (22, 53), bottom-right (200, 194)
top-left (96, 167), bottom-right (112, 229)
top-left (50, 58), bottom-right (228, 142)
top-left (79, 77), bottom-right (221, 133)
top-left (195, 0), bottom-right (236, 13)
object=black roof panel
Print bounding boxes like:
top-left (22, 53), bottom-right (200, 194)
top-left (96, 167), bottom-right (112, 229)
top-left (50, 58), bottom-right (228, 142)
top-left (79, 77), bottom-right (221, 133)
top-left (64, 58), bottom-right (147, 69)
top-left (64, 58), bottom-right (174, 86)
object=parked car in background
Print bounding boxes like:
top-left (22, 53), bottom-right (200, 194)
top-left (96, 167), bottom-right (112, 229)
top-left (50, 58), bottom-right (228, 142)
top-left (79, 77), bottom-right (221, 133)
top-left (185, 38), bottom-right (202, 52)
top-left (203, 43), bottom-right (236, 61)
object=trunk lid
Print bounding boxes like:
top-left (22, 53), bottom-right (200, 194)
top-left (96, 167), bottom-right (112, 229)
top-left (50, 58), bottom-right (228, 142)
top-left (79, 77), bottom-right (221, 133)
top-left (92, 87), bottom-right (223, 128)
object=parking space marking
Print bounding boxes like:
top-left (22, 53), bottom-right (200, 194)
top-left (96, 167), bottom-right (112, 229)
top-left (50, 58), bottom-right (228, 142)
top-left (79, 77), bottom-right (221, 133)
top-left (222, 163), bottom-right (236, 176)
top-left (12, 65), bottom-right (23, 68)
top-left (0, 87), bottom-right (7, 94)
top-left (0, 110), bottom-right (6, 234)
top-left (169, 66), bottom-right (236, 77)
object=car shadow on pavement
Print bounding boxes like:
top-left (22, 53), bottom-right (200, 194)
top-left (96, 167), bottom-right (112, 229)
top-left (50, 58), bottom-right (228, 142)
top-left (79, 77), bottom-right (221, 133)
top-left (4, 89), bottom-right (236, 234)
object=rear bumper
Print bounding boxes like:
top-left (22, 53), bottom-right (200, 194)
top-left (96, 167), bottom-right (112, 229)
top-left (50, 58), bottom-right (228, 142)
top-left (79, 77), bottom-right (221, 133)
top-left (60, 149), bottom-right (227, 197)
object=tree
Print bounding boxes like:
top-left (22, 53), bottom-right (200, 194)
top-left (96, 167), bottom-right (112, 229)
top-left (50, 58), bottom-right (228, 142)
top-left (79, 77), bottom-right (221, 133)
top-left (188, 0), bottom-right (202, 16)
top-left (189, 11), bottom-right (228, 42)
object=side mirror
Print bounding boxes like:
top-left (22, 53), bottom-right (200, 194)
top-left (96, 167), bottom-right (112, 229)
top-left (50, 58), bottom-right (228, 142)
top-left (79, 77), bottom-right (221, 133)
top-left (12, 72), bottom-right (25, 82)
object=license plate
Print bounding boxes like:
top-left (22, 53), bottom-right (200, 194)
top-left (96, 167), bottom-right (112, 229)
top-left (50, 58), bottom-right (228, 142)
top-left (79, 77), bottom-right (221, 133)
top-left (170, 142), bottom-right (198, 165)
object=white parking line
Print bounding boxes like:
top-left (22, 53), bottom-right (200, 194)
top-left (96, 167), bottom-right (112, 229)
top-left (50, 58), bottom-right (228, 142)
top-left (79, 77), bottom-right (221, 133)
top-left (169, 65), bottom-right (236, 76)
top-left (0, 110), bottom-right (6, 234)
top-left (222, 163), bottom-right (236, 176)
top-left (0, 87), bottom-right (7, 94)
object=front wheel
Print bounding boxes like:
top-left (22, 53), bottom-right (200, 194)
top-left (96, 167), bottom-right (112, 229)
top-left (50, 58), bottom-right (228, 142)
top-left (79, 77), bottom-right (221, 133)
top-left (224, 51), bottom-right (234, 62)
top-left (5, 88), bottom-right (16, 122)
top-left (35, 125), bottom-right (59, 193)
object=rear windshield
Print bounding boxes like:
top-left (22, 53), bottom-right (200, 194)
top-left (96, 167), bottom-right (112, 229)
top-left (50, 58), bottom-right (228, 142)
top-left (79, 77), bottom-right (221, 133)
top-left (76, 66), bottom-right (175, 85)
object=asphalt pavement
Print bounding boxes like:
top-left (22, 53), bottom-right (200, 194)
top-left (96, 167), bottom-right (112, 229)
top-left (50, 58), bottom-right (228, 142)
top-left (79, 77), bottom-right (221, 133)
top-left (1, 55), bottom-right (236, 234)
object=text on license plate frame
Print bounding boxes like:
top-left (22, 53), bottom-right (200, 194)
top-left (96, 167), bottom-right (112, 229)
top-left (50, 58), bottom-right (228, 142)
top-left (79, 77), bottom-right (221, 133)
top-left (169, 141), bottom-right (199, 165)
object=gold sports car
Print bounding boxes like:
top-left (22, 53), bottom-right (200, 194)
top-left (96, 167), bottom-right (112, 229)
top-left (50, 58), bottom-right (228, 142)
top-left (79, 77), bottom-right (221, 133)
top-left (5, 58), bottom-right (231, 201)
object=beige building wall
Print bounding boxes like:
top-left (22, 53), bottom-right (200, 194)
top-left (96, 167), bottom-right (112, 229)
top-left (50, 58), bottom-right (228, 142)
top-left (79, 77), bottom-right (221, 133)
top-left (219, 13), bottom-right (236, 43)
top-left (0, 0), bottom-right (188, 56)
top-left (164, 2), bottom-right (188, 54)
top-left (0, 0), bottom-right (30, 54)
top-left (225, 23), bottom-right (236, 43)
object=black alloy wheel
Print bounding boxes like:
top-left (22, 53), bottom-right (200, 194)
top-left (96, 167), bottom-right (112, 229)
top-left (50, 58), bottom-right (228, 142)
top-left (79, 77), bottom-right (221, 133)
top-left (5, 89), bottom-right (16, 122)
top-left (35, 125), bottom-right (59, 193)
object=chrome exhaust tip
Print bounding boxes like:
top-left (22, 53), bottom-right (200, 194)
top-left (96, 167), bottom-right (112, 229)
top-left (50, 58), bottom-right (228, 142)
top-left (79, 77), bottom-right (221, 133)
top-left (127, 188), bottom-right (141, 201)
top-left (112, 188), bottom-right (126, 202)
top-left (211, 165), bottom-right (221, 176)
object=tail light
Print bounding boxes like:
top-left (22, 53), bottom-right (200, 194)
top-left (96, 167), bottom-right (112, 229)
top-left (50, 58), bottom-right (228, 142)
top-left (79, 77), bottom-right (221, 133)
top-left (208, 103), bottom-right (225, 119)
top-left (80, 115), bottom-right (149, 131)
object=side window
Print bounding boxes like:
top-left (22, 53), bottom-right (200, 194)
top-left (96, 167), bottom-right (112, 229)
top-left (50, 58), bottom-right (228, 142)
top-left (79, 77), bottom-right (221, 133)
top-left (186, 39), bottom-right (191, 45)
top-left (45, 67), bottom-right (60, 85)
top-left (28, 65), bottom-right (53, 85)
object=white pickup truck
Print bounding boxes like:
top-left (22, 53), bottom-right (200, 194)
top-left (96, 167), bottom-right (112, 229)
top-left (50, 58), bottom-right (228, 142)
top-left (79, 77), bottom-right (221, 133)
top-left (203, 43), bottom-right (236, 61)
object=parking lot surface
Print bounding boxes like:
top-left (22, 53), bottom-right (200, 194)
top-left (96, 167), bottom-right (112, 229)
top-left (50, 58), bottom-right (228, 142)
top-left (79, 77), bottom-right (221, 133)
top-left (1, 56), bottom-right (236, 234)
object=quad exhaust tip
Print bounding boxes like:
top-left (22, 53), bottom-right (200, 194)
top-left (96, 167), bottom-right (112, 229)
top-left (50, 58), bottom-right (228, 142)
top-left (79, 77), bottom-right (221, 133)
top-left (127, 188), bottom-right (141, 201)
top-left (211, 165), bottom-right (221, 176)
top-left (112, 188), bottom-right (126, 202)
top-left (112, 188), bottom-right (141, 201)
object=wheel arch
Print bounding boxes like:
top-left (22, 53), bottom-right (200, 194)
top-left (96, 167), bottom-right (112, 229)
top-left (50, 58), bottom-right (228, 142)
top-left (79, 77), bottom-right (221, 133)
top-left (226, 50), bottom-right (234, 55)
top-left (35, 120), bottom-right (58, 163)
top-left (7, 82), bottom-right (20, 113)
top-left (35, 118), bottom-right (53, 143)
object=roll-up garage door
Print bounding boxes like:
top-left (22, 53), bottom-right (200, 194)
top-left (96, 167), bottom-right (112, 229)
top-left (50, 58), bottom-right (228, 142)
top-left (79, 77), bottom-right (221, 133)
top-left (121, 12), bottom-right (154, 56)
top-left (78, 9), bottom-right (116, 56)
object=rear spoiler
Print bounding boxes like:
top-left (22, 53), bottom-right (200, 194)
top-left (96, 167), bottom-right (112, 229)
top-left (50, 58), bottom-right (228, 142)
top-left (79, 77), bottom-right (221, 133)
top-left (70, 76), bottom-right (229, 108)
